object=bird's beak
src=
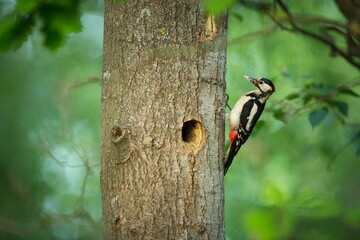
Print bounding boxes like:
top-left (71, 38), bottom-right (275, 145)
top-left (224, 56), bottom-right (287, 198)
top-left (244, 75), bottom-right (257, 85)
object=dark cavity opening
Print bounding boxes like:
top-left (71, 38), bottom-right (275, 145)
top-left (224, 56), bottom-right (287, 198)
top-left (182, 120), bottom-right (203, 147)
top-left (111, 126), bottom-right (123, 143)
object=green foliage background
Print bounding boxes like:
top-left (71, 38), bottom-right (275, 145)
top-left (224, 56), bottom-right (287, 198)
top-left (0, 0), bottom-right (359, 239)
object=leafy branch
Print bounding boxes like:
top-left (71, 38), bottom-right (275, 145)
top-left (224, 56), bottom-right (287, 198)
top-left (273, 80), bottom-right (360, 126)
top-left (0, 0), bottom-right (82, 52)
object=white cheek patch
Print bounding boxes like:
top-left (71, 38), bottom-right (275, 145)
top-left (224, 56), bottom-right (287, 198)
top-left (260, 84), bottom-right (273, 92)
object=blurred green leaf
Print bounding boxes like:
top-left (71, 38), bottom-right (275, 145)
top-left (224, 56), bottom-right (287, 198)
top-left (300, 72), bottom-right (312, 78)
top-left (0, 0), bottom-right (82, 52)
top-left (205, 0), bottom-right (237, 14)
top-left (345, 208), bottom-right (360, 227)
top-left (255, 120), bottom-right (265, 130)
top-left (308, 108), bottom-right (328, 128)
top-left (273, 108), bottom-right (285, 122)
top-left (0, 14), bottom-right (34, 52)
top-left (356, 147), bottom-right (360, 155)
top-left (303, 94), bottom-right (314, 105)
top-left (233, 12), bottom-right (244, 22)
top-left (285, 93), bottom-right (300, 100)
top-left (16, 0), bottom-right (43, 12)
top-left (38, 1), bottom-right (82, 50)
top-left (262, 181), bottom-right (284, 205)
top-left (245, 210), bottom-right (276, 240)
top-left (338, 88), bottom-right (359, 98)
top-left (333, 101), bottom-right (348, 116)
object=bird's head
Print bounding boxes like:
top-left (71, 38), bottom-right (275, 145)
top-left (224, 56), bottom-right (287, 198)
top-left (244, 75), bottom-right (275, 93)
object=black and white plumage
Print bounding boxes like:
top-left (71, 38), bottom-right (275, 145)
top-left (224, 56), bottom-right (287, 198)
top-left (224, 75), bottom-right (275, 175)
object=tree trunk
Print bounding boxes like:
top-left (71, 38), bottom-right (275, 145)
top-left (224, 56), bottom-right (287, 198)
top-left (101, 0), bottom-right (228, 239)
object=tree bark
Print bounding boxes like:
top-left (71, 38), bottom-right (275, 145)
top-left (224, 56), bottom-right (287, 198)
top-left (101, 0), bottom-right (228, 239)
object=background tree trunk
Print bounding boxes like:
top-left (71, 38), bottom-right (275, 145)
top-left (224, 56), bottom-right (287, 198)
top-left (101, 0), bottom-right (228, 239)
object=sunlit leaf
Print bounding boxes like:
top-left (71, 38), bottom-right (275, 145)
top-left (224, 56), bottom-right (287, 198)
top-left (16, 0), bottom-right (43, 12)
top-left (245, 210), bottom-right (276, 240)
top-left (262, 181), bottom-right (284, 205)
top-left (334, 101), bottom-right (348, 116)
top-left (308, 108), bottom-right (328, 128)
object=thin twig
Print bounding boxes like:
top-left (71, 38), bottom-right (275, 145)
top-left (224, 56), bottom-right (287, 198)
top-left (228, 25), bottom-right (277, 45)
top-left (274, 0), bottom-right (360, 69)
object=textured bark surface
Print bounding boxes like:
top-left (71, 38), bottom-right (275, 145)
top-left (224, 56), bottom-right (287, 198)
top-left (101, 0), bottom-right (227, 239)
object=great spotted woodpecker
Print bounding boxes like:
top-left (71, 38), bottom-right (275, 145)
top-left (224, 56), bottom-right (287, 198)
top-left (224, 75), bottom-right (275, 175)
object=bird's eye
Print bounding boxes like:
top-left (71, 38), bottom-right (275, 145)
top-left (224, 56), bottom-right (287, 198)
top-left (259, 81), bottom-right (264, 84)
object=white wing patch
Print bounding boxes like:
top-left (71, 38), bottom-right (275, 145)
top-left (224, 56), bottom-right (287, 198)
top-left (229, 95), bottom-right (252, 130)
top-left (245, 103), bottom-right (258, 131)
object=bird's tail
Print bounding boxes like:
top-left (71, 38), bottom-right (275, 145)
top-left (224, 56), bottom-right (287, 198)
top-left (224, 142), bottom-right (241, 175)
